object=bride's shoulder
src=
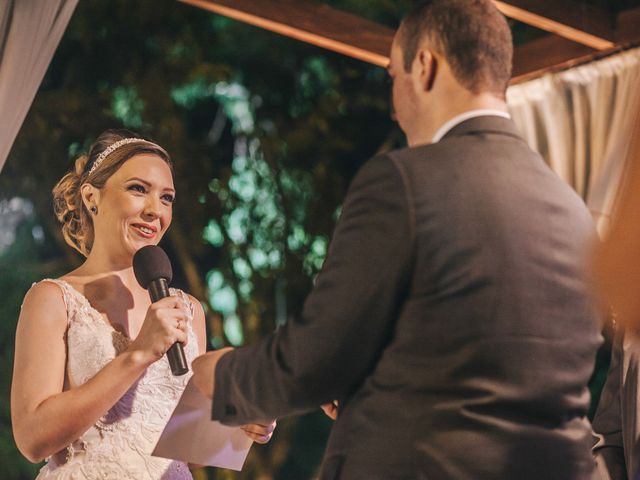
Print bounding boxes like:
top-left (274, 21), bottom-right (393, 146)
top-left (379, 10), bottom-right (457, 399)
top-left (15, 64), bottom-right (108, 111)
top-left (27, 278), bottom-right (68, 299)
top-left (20, 279), bottom-right (70, 328)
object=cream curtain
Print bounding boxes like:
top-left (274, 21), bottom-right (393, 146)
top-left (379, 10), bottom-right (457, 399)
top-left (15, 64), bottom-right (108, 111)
top-left (0, 0), bottom-right (78, 174)
top-left (507, 47), bottom-right (640, 234)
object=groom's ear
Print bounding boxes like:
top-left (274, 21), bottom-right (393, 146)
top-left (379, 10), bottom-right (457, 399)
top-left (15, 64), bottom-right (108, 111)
top-left (416, 48), bottom-right (438, 92)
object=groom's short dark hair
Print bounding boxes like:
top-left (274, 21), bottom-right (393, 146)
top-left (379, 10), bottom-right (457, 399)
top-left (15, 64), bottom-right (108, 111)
top-left (399, 0), bottom-right (513, 98)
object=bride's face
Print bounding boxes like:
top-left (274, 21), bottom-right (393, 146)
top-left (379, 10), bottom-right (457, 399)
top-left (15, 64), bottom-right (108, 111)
top-left (92, 154), bottom-right (175, 259)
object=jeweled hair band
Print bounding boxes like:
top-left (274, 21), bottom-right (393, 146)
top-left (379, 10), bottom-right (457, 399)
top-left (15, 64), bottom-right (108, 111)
top-left (87, 138), bottom-right (156, 175)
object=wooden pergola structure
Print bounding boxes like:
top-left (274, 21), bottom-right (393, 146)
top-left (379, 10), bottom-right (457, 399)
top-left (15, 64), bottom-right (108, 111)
top-left (179, 0), bottom-right (640, 84)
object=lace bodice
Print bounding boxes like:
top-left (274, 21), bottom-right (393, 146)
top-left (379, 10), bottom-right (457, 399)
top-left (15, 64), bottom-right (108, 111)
top-left (35, 279), bottom-right (198, 480)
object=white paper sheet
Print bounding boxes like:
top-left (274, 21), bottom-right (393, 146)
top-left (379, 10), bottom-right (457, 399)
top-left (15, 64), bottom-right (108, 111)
top-left (152, 379), bottom-right (253, 471)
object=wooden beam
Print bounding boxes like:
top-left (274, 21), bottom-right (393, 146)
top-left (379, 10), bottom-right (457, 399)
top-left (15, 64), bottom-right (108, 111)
top-left (493, 0), bottom-right (616, 50)
top-left (178, 0), bottom-right (394, 67)
top-left (511, 34), bottom-right (598, 83)
top-left (180, 0), bottom-right (632, 85)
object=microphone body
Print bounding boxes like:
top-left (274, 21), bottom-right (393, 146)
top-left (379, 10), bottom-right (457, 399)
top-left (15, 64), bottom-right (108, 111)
top-left (148, 277), bottom-right (189, 376)
top-left (133, 245), bottom-right (189, 376)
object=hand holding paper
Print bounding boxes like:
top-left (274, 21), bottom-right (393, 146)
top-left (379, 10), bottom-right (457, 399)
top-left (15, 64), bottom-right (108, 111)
top-left (240, 420), bottom-right (277, 444)
top-left (152, 378), bottom-right (252, 471)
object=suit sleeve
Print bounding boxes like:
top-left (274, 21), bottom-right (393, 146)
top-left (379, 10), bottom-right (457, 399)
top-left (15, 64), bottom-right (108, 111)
top-left (592, 330), bottom-right (628, 480)
top-left (212, 154), bottom-right (414, 424)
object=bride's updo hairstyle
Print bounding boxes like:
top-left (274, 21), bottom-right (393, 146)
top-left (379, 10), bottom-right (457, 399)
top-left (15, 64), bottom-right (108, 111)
top-left (52, 129), bottom-right (172, 257)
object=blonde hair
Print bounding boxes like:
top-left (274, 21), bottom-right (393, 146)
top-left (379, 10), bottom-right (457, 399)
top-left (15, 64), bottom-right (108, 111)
top-left (52, 129), bottom-right (171, 256)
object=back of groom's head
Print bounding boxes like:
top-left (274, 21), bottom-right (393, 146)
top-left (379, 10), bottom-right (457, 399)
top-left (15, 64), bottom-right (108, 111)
top-left (398, 0), bottom-right (513, 99)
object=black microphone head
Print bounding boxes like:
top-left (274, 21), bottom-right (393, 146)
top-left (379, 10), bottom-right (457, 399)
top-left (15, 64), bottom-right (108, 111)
top-left (133, 245), bottom-right (173, 289)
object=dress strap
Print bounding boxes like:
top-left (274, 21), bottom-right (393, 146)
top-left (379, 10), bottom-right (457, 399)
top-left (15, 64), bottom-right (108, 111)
top-left (31, 279), bottom-right (76, 325)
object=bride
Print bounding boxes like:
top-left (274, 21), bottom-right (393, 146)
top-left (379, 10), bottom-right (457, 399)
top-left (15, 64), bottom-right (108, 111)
top-left (11, 130), bottom-right (275, 479)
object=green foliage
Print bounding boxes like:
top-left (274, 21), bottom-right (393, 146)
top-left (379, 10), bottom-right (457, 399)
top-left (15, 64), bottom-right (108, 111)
top-left (111, 86), bottom-right (146, 129)
top-left (0, 210), bottom-right (65, 479)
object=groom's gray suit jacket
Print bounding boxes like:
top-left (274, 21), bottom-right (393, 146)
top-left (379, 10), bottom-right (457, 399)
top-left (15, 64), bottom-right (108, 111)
top-left (211, 116), bottom-right (602, 479)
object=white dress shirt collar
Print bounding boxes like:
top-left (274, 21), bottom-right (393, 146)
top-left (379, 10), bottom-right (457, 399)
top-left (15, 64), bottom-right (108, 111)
top-left (431, 109), bottom-right (511, 143)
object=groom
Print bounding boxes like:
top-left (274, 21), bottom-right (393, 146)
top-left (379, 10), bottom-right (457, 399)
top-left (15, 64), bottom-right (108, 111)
top-left (192, 1), bottom-right (602, 478)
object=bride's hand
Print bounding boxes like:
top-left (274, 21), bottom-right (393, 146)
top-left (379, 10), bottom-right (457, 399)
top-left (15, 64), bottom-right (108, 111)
top-left (126, 296), bottom-right (188, 366)
top-left (240, 420), bottom-right (277, 444)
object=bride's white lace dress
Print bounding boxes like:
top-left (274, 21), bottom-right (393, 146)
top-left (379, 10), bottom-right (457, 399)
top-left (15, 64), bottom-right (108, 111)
top-left (35, 279), bottom-right (198, 480)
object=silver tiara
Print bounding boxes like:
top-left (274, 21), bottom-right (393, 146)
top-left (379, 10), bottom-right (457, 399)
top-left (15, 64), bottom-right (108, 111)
top-left (88, 138), bottom-right (155, 175)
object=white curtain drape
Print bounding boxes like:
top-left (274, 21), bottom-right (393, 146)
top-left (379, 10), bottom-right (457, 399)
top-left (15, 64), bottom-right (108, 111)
top-left (507, 47), bottom-right (640, 234)
top-left (0, 0), bottom-right (78, 174)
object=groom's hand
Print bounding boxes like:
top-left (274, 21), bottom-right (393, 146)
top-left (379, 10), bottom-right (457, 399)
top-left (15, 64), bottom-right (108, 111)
top-left (241, 420), bottom-right (277, 444)
top-left (191, 347), bottom-right (234, 400)
top-left (321, 400), bottom-right (339, 420)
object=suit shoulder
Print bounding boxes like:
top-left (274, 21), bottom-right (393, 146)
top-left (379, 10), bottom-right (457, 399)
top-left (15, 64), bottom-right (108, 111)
top-left (347, 153), bottom-right (415, 234)
top-left (386, 143), bottom-right (460, 176)
top-left (350, 153), bottom-right (406, 188)
top-left (357, 152), bottom-right (397, 172)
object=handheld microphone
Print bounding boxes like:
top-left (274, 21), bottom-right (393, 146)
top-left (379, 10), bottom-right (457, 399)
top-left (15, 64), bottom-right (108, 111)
top-left (133, 245), bottom-right (189, 376)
